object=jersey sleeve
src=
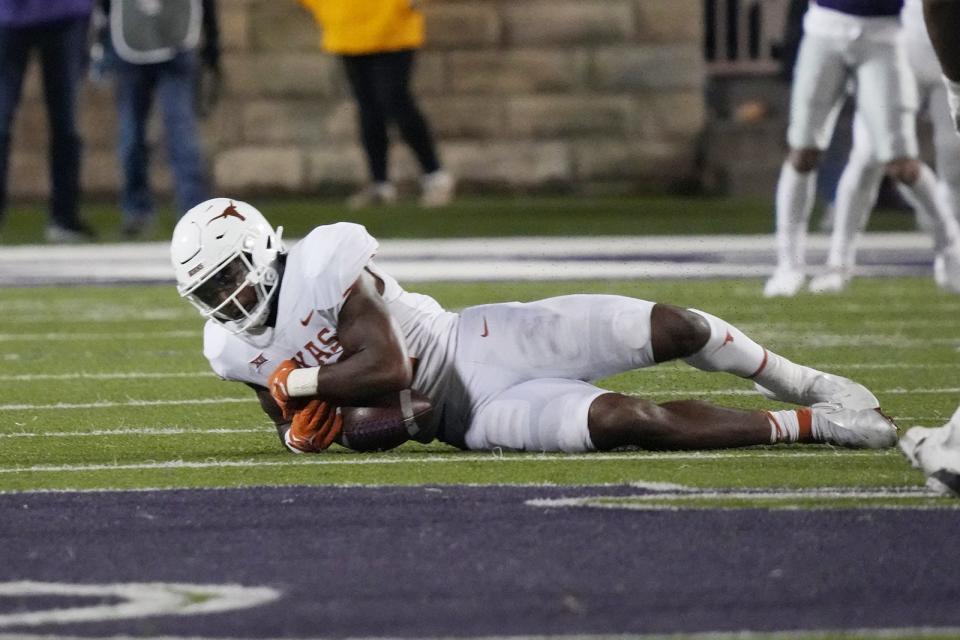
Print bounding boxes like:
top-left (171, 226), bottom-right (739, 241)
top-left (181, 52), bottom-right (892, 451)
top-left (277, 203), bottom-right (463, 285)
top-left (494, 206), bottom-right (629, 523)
top-left (296, 222), bottom-right (380, 312)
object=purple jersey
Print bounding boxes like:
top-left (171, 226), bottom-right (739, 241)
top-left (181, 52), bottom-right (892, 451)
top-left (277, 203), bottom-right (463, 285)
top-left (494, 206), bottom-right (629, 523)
top-left (816, 0), bottom-right (903, 17)
top-left (0, 0), bottom-right (92, 26)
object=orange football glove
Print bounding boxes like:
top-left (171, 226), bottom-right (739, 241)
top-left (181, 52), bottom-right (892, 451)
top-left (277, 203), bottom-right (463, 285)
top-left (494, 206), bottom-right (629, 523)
top-left (283, 398), bottom-right (343, 453)
top-left (267, 359), bottom-right (300, 420)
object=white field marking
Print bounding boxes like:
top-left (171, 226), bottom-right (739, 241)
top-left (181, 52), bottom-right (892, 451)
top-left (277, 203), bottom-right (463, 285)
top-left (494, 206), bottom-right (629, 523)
top-left (526, 487), bottom-right (940, 511)
top-left (0, 582), bottom-right (280, 628)
top-left (636, 387), bottom-right (960, 397)
top-left (0, 427), bottom-right (265, 439)
top-left (4, 362), bottom-right (957, 384)
top-left (0, 330), bottom-right (198, 342)
top-left (0, 371), bottom-right (211, 382)
top-left (4, 628), bottom-right (960, 640)
top-left (3, 385), bottom-right (957, 413)
top-left (0, 397), bottom-right (250, 411)
top-left (0, 449), bottom-right (896, 475)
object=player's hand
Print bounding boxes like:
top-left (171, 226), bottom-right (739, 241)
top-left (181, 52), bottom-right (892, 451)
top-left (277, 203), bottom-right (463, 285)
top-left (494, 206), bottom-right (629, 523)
top-left (283, 399), bottom-right (343, 453)
top-left (268, 359), bottom-right (299, 420)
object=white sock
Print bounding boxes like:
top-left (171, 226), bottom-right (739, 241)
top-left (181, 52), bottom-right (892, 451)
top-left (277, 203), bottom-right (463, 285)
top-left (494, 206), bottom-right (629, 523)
top-left (934, 182), bottom-right (960, 252)
top-left (827, 155), bottom-right (883, 271)
top-left (766, 408), bottom-right (812, 444)
top-left (900, 164), bottom-right (960, 247)
top-left (775, 162), bottom-right (817, 270)
top-left (682, 309), bottom-right (767, 377)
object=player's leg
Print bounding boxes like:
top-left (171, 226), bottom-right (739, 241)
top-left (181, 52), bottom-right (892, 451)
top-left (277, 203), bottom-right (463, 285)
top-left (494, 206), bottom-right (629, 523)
top-left (900, 405), bottom-right (960, 497)
top-left (767, 32), bottom-right (849, 297)
top-left (341, 54), bottom-right (395, 208)
top-left (858, 37), bottom-right (960, 280)
top-left (464, 378), bottom-right (895, 452)
top-left (664, 304), bottom-right (880, 410)
top-left (587, 393), bottom-right (895, 450)
top-left (0, 24), bottom-right (30, 227)
top-left (928, 82), bottom-right (960, 290)
top-left (810, 113), bottom-right (885, 294)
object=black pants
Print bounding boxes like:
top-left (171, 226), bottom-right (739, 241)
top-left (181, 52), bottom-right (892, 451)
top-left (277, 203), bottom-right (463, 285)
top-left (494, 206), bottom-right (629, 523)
top-left (341, 49), bottom-right (440, 182)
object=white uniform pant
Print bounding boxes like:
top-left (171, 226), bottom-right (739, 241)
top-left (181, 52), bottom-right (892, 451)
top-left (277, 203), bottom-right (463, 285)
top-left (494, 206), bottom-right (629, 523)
top-left (446, 295), bottom-right (657, 453)
top-left (788, 4), bottom-right (918, 161)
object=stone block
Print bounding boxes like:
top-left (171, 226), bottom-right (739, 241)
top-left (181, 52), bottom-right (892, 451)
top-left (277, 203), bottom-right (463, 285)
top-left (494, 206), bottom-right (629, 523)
top-left (242, 99), bottom-right (356, 145)
top-left (219, 1), bottom-right (252, 51)
top-left (411, 52), bottom-right (447, 96)
top-left (450, 50), bottom-right (588, 94)
top-left (421, 96), bottom-right (505, 139)
top-left (8, 151), bottom-right (46, 199)
top-left (249, 1), bottom-right (318, 51)
top-left (635, 0), bottom-right (702, 43)
top-left (425, 3), bottom-right (501, 49)
top-left (214, 146), bottom-right (305, 191)
top-left (223, 53), bottom-right (341, 98)
top-left (572, 138), bottom-right (698, 187)
top-left (592, 44), bottom-right (704, 91)
top-left (503, 1), bottom-right (634, 46)
top-left (82, 149), bottom-right (121, 194)
top-left (629, 91), bottom-right (706, 139)
top-left (305, 145), bottom-right (366, 187)
top-left (443, 141), bottom-right (572, 186)
top-left (506, 95), bottom-right (633, 137)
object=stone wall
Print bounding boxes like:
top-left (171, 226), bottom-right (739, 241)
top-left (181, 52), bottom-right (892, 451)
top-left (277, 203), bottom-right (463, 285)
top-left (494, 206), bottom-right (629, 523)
top-left (9, 0), bottom-right (706, 201)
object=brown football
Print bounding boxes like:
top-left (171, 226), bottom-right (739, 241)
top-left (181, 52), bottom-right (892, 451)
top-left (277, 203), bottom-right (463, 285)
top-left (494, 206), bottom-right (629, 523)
top-left (338, 389), bottom-right (433, 452)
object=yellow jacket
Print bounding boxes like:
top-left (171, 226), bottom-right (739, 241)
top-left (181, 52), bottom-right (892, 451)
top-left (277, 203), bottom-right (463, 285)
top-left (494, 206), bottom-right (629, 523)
top-left (299, 0), bottom-right (425, 55)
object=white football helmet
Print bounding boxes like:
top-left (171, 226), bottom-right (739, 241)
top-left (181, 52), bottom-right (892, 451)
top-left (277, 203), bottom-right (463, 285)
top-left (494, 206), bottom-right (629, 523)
top-left (171, 198), bottom-right (285, 333)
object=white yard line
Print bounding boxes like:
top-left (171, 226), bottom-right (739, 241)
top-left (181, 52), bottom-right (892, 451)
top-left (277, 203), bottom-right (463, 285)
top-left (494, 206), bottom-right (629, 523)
top-left (0, 372), bottom-right (211, 382)
top-left (0, 427), bottom-right (264, 439)
top-left (0, 450), bottom-right (892, 475)
top-left (0, 398), bottom-right (250, 411)
top-left (2, 386), bottom-right (957, 413)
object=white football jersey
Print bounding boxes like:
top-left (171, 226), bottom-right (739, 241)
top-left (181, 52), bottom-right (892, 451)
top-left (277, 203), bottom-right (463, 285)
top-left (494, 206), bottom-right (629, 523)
top-left (203, 222), bottom-right (458, 440)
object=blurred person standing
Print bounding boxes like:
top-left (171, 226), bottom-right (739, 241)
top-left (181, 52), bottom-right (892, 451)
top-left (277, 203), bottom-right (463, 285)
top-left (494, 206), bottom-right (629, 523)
top-left (299, 0), bottom-right (455, 209)
top-left (0, 0), bottom-right (96, 242)
top-left (808, 0), bottom-right (960, 294)
top-left (764, 0), bottom-right (942, 297)
top-left (98, 0), bottom-right (219, 239)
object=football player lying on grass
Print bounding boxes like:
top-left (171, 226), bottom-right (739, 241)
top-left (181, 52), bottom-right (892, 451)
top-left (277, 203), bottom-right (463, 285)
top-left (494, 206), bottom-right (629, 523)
top-left (171, 198), bottom-right (898, 454)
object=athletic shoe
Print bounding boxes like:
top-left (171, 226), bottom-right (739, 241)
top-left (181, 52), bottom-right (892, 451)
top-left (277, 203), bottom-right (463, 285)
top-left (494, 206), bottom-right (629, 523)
top-left (45, 221), bottom-right (97, 243)
top-left (908, 423), bottom-right (960, 497)
top-left (420, 170), bottom-right (455, 208)
top-left (900, 407), bottom-right (960, 469)
top-left (763, 267), bottom-right (805, 298)
top-left (811, 403), bottom-right (898, 449)
top-left (934, 242), bottom-right (960, 293)
top-left (347, 182), bottom-right (397, 210)
top-left (808, 270), bottom-right (849, 294)
top-left (755, 372), bottom-right (879, 410)
top-left (899, 425), bottom-right (947, 469)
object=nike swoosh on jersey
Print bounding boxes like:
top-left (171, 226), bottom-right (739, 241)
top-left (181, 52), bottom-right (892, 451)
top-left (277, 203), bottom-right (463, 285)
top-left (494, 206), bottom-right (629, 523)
top-left (481, 317), bottom-right (489, 337)
top-left (300, 310), bottom-right (315, 326)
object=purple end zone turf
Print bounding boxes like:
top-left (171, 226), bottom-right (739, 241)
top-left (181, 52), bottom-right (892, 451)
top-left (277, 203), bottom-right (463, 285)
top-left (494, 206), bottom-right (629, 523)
top-left (0, 485), bottom-right (957, 637)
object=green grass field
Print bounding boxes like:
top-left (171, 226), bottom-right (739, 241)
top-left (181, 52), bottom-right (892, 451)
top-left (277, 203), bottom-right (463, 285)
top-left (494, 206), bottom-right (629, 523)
top-left (2, 276), bottom-right (957, 506)
top-left (0, 193), bottom-right (922, 243)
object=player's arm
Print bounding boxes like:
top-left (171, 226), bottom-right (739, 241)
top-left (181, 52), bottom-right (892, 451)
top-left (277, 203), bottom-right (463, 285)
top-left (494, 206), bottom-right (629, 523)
top-left (274, 269), bottom-right (412, 408)
top-left (247, 383), bottom-right (290, 444)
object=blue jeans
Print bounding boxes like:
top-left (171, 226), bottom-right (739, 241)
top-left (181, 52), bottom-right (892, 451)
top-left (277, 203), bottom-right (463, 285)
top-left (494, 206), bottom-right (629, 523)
top-left (0, 17), bottom-right (87, 227)
top-left (113, 51), bottom-right (209, 220)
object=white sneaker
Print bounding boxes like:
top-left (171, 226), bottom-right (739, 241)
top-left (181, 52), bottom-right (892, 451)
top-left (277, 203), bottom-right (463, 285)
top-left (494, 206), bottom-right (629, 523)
top-left (808, 270), bottom-right (849, 294)
top-left (347, 182), bottom-right (397, 210)
top-left (899, 425), bottom-right (948, 469)
top-left (420, 170), bottom-right (455, 208)
top-left (763, 267), bottom-right (805, 298)
top-left (755, 372), bottom-right (879, 410)
top-left (934, 242), bottom-right (960, 293)
top-left (900, 407), bottom-right (960, 469)
top-left (811, 403), bottom-right (898, 449)
top-left (907, 422), bottom-right (960, 497)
